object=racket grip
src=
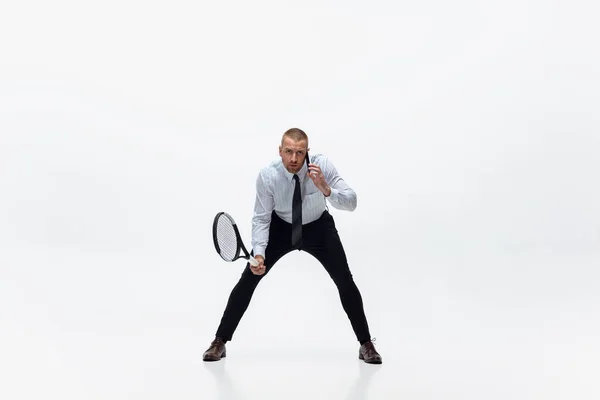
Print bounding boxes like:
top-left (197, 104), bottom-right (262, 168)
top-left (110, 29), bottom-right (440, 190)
top-left (249, 256), bottom-right (259, 267)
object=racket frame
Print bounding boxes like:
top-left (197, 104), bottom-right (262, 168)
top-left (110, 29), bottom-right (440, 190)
top-left (212, 212), bottom-right (259, 266)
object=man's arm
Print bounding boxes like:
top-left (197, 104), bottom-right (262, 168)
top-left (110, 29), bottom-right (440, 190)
top-left (310, 155), bottom-right (357, 211)
top-left (251, 170), bottom-right (273, 259)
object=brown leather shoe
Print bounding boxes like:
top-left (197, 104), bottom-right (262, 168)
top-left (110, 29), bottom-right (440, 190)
top-left (359, 340), bottom-right (382, 364)
top-left (203, 337), bottom-right (226, 361)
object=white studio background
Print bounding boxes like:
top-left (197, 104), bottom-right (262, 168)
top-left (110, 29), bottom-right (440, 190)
top-left (1, 1), bottom-right (599, 399)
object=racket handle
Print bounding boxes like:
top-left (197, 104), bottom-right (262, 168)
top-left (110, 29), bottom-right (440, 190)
top-left (249, 256), bottom-right (259, 267)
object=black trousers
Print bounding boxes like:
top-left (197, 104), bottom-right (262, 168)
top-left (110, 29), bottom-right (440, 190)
top-left (215, 210), bottom-right (372, 343)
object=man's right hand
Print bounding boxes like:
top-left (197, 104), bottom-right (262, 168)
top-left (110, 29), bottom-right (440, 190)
top-left (250, 255), bottom-right (266, 275)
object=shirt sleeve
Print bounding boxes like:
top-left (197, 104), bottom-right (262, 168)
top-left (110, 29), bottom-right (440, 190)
top-left (251, 169), bottom-right (273, 258)
top-left (319, 156), bottom-right (357, 211)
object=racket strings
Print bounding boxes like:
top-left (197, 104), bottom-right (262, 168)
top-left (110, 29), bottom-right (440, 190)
top-left (215, 216), bottom-right (238, 261)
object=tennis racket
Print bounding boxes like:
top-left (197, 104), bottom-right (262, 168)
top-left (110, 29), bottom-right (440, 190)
top-left (212, 212), bottom-right (259, 266)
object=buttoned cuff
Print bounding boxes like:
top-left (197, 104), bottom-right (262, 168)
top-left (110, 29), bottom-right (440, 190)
top-left (253, 246), bottom-right (266, 259)
top-left (327, 187), bottom-right (339, 201)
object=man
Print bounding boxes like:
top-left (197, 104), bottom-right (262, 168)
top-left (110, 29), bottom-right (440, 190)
top-left (203, 128), bottom-right (382, 364)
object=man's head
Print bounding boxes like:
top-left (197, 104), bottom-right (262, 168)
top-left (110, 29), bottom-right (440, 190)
top-left (279, 128), bottom-right (309, 174)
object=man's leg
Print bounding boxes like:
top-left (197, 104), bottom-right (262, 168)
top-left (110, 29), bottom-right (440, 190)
top-left (203, 212), bottom-right (293, 361)
top-left (202, 264), bottom-right (268, 361)
top-left (303, 212), bottom-right (382, 363)
top-left (203, 249), bottom-right (289, 361)
top-left (303, 212), bottom-right (371, 342)
top-left (213, 261), bottom-right (268, 341)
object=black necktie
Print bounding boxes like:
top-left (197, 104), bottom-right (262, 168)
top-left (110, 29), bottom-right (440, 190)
top-left (291, 174), bottom-right (302, 249)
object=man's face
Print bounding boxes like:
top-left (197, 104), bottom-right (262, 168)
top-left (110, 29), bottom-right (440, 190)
top-left (279, 137), bottom-right (308, 174)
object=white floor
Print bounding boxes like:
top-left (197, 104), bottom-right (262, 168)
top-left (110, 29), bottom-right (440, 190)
top-left (2, 246), bottom-right (599, 400)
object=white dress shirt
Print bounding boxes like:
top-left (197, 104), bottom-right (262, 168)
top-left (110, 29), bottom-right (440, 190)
top-left (251, 153), bottom-right (357, 258)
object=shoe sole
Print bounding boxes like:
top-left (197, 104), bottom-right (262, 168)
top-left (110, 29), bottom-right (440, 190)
top-left (359, 354), bottom-right (382, 364)
top-left (203, 352), bottom-right (226, 362)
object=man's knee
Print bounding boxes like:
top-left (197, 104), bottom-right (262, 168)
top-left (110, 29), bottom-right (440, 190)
top-left (331, 268), bottom-right (355, 290)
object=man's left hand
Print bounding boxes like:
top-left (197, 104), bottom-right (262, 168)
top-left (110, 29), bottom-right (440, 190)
top-left (307, 163), bottom-right (331, 197)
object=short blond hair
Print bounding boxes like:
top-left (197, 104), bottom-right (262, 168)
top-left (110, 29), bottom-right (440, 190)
top-left (281, 128), bottom-right (308, 145)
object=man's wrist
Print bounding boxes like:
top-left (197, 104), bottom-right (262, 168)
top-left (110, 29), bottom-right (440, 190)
top-left (253, 247), bottom-right (266, 259)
